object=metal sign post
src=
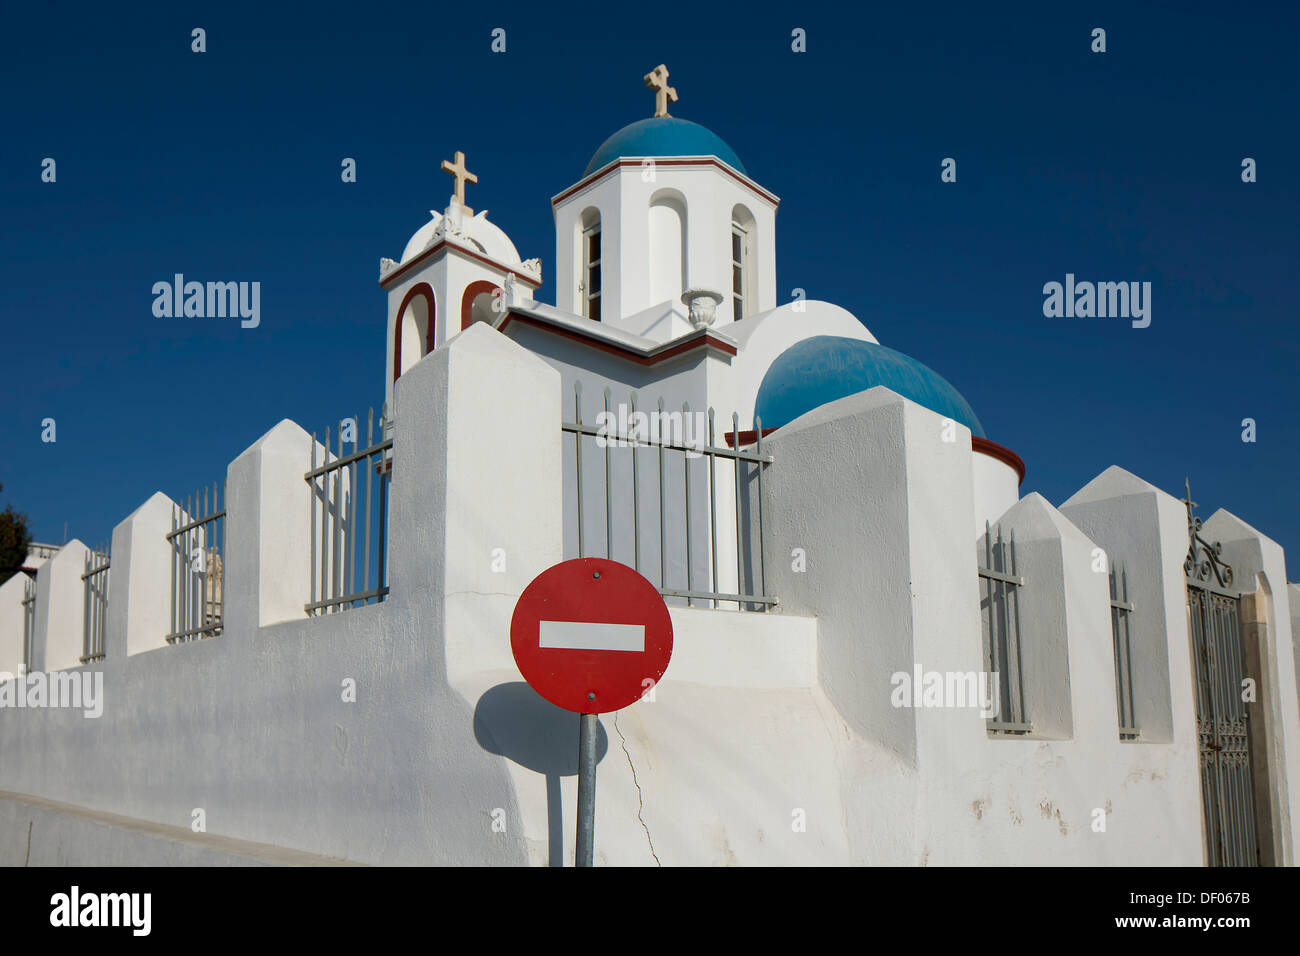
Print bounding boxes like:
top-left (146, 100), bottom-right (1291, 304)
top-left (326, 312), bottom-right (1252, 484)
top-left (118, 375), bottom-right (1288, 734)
top-left (575, 712), bottom-right (598, 867)
top-left (510, 557), bottom-right (674, 867)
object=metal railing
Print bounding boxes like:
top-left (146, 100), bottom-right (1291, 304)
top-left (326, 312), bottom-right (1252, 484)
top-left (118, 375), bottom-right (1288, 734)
top-left (979, 521), bottom-right (1029, 734)
top-left (167, 482), bottom-right (226, 644)
top-left (1109, 563), bottom-right (1139, 739)
top-left (306, 406), bottom-right (393, 615)
top-left (81, 543), bottom-right (110, 663)
top-left (21, 577), bottom-right (36, 674)
top-left (562, 382), bottom-right (776, 611)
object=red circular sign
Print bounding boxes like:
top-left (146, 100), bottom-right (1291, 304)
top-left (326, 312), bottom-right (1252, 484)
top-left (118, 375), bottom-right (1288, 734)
top-left (510, 558), bottom-right (673, 714)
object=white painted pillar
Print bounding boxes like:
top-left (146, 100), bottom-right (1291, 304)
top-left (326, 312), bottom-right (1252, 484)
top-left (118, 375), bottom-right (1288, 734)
top-left (35, 540), bottom-right (89, 672)
top-left (761, 387), bottom-right (981, 762)
top-left (983, 494), bottom-right (1110, 741)
top-left (1059, 465), bottom-right (1197, 745)
top-left (1291, 581), bottom-right (1300, 716)
top-left (0, 573), bottom-right (29, 676)
top-left (225, 419), bottom-right (331, 633)
top-left (104, 492), bottom-right (180, 659)
top-left (388, 321), bottom-right (562, 681)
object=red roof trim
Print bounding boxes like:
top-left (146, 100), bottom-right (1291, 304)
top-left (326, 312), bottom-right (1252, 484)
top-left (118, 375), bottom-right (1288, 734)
top-left (380, 238), bottom-right (542, 291)
top-left (972, 436), bottom-right (1026, 484)
top-left (552, 158), bottom-right (779, 207)
top-left (497, 312), bottom-right (737, 366)
top-left (722, 426), bottom-right (1026, 484)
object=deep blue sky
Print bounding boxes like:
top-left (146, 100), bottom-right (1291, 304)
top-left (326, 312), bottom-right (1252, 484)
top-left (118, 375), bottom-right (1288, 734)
top-left (2, 2), bottom-right (1297, 570)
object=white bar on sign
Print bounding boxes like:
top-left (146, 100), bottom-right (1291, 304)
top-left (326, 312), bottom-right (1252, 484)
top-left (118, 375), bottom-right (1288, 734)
top-left (539, 621), bottom-right (645, 653)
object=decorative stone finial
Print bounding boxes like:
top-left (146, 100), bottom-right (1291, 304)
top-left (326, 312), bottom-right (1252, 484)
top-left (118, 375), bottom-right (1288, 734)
top-left (681, 287), bottom-right (722, 330)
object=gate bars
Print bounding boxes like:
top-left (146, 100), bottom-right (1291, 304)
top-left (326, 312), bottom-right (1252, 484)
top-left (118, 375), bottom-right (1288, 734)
top-left (1183, 478), bottom-right (1259, 867)
top-left (563, 383), bottom-right (776, 611)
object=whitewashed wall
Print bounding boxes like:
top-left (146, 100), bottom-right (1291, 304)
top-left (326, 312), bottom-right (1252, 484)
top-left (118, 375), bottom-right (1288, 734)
top-left (0, 573), bottom-right (29, 677)
top-left (0, 325), bottom-right (1293, 866)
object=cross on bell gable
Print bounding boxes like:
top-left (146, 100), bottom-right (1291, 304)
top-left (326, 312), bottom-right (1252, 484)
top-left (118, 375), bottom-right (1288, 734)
top-left (441, 149), bottom-right (478, 215)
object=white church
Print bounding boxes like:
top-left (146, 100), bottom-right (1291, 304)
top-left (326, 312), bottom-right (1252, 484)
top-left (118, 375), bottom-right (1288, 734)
top-left (2, 66), bottom-right (1298, 866)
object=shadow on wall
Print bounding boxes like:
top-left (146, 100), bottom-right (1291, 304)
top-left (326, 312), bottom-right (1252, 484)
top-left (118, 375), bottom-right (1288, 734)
top-left (472, 682), bottom-right (609, 867)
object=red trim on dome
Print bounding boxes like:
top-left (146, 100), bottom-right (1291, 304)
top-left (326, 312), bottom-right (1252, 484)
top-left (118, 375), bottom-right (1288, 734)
top-left (724, 427), bottom-right (777, 449)
top-left (721, 426), bottom-right (1025, 483)
top-left (551, 158), bottom-right (780, 208)
top-left (972, 436), bottom-right (1026, 484)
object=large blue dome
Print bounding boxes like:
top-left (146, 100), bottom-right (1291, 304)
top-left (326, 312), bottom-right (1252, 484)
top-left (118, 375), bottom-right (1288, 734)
top-left (755, 335), bottom-right (985, 437)
top-left (584, 117), bottom-right (747, 178)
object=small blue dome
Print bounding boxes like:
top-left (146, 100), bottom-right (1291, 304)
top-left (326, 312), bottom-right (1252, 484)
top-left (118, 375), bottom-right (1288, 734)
top-left (755, 336), bottom-right (985, 437)
top-left (584, 117), bottom-right (747, 178)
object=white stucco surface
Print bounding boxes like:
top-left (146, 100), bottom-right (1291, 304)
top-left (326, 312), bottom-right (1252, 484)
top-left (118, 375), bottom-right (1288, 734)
top-left (0, 575), bottom-right (28, 676)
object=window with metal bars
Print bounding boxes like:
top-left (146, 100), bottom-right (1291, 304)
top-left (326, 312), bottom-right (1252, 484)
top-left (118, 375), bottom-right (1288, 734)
top-left (1109, 563), bottom-right (1139, 739)
top-left (582, 225), bottom-right (601, 321)
top-left (978, 521), bottom-right (1030, 734)
top-left (81, 544), bottom-right (110, 663)
top-left (731, 222), bottom-right (748, 321)
top-left (306, 407), bottom-right (393, 615)
top-left (166, 483), bottom-right (226, 644)
top-left (21, 577), bottom-right (36, 674)
top-left (562, 382), bottom-right (775, 611)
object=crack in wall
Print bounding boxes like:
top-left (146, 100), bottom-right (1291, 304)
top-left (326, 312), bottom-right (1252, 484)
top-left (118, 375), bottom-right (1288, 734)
top-left (614, 712), bottom-right (660, 866)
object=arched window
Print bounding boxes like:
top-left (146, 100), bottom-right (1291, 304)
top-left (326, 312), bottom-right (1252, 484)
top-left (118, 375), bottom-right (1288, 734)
top-left (731, 204), bottom-right (756, 321)
top-left (649, 189), bottom-right (687, 307)
top-left (579, 207), bottom-right (601, 321)
top-left (393, 283), bottom-right (436, 382)
top-left (461, 279), bottom-right (503, 331)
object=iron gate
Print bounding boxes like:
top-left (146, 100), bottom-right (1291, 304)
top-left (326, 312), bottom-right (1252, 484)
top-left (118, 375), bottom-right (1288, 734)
top-left (1183, 480), bottom-right (1258, 866)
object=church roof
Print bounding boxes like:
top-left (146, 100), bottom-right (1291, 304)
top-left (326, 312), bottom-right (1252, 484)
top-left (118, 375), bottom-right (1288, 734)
top-left (401, 205), bottom-right (522, 267)
top-left (584, 117), bottom-right (747, 178)
top-left (755, 335), bottom-right (986, 437)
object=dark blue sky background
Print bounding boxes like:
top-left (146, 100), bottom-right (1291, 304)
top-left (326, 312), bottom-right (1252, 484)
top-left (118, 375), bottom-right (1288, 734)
top-left (2, 2), bottom-right (1296, 567)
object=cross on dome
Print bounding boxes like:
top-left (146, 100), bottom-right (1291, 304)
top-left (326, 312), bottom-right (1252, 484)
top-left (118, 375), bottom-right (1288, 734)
top-left (643, 64), bottom-right (677, 118)
top-left (440, 150), bottom-right (478, 215)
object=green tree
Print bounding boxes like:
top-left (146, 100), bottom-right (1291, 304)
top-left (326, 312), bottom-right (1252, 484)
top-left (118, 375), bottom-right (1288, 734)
top-left (0, 483), bottom-right (33, 585)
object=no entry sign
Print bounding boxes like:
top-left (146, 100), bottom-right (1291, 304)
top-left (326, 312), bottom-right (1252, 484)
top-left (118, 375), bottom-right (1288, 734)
top-left (511, 557), bottom-right (673, 714)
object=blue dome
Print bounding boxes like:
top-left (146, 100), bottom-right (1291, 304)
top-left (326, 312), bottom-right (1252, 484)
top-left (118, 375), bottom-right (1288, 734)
top-left (584, 117), bottom-right (747, 178)
top-left (755, 335), bottom-right (985, 437)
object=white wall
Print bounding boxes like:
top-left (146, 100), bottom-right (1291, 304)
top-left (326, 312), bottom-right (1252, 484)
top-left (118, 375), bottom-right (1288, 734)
top-left (0, 327), bottom-right (1290, 866)
top-left (972, 449), bottom-right (1020, 535)
top-left (762, 387), bottom-right (1205, 864)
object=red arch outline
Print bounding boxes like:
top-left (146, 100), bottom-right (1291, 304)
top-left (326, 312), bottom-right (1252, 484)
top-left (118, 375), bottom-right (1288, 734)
top-left (461, 279), bottom-right (503, 331)
top-left (393, 283), bottom-right (436, 382)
